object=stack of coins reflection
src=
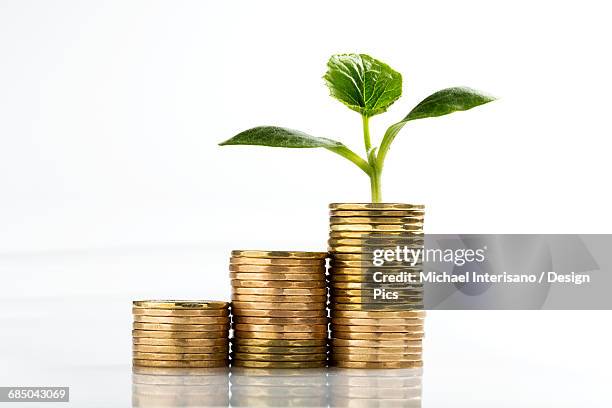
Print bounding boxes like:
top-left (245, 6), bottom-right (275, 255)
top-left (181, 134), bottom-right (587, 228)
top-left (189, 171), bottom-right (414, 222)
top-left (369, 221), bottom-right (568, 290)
top-left (230, 367), bottom-right (328, 407)
top-left (229, 250), bottom-right (329, 368)
top-left (328, 203), bottom-right (426, 369)
top-left (132, 300), bottom-right (230, 368)
top-left (132, 367), bottom-right (230, 407)
top-left (328, 367), bottom-right (422, 407)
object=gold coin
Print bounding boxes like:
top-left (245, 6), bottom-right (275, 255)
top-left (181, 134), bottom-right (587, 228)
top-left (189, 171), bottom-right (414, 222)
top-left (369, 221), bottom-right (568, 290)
top-left (330, 216), bottom-right (424, 225)
top-left (330, 267), bottom-right (421, 275)
top-left (330, 224), bottom-right (423, 232)
top-left (331, 289), bottom-right (422, 297)
top-left (331, 317), bottom-right (423, 326)
top-left (133, 345), bottom-right (229, 354)
top-left (332, 346), bottom-right (421, 354)
top-left (231, 360), bottom-right (326, 369)
top-left (231, 301), bottom-right (326, 311)
top-left (328, 237), bottom-right (423, 246)
top-left (133, 323), bottom-right (230, 332)
top-left (331, 360), bottom-right (423, 369)
top-left (133, 337), bottom-right (228, 347)
top-left (231, 294), bottom-right (327, 303)
top-left (329, 203), bottom-right (425, 211)
top-left (232, 345), bottom-right (327, 354)
top-left (132, 330), bottom-right (228, 339)
top-left (230, 272), bottom-right (324, 281)
top-left (329, 260), bottom-right (416, 268)
top-left (231, 257), bottom-right (324, 266)
top-left (331, 253), bottom-right (418, 267)
top-left (230, 308), bottom-right (327, 318)
top-left (231, 280), bottom-right (326, 289)
top-left (233, 316), bottom-right (328, 325)
top-left (330, 210), bottom-right (425, 217)
top-left (132, 307), bottom-right (229, 317)
top-left (231, 338), bottom-right (327, 347)
top-left (232, 287), bottom-right (327, 296)
top-left (330, 231), bottom-right (423, 239)
top-left (332, 297), bottom-right (422, 305)
top-left (133, 315), bottom-right (229, 324)
top-left (331, 310), bottom-right (425, 319)
top-left (331, 324), bottom-right (424, 333)
top-left (231, 353), bottom-right (326, 362)
top-left (229, 264), bottom-right (325, 273)
top-left (133, 351), bottom-right (228, 361)
top-left (133, 300), bottom-right (229, 310)
top-left (233, 323), bottom-right (328, 333)
top-left (332, 331), bottom-right (424, 340)
top-left (330, 338), bottom-right (422, 348)
top-left (233, 331), bottom-right (327, 340)
top-left (231, 250), bottom-right (327, 259)
top-left (330, 303), bottom-right (423, 311)
top-left (132, 366), bottom-right (230, 375)
top-left (329, 282), bottom-right (422, 290)
top-left (331, 353), bottom-right (421, 362)
top-left (133, 359), bottom-right (228, 368)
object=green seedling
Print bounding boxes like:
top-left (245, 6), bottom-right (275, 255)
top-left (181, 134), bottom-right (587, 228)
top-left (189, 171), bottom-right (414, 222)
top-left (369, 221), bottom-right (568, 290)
top-left (220, 53), bottom-right (495, 202)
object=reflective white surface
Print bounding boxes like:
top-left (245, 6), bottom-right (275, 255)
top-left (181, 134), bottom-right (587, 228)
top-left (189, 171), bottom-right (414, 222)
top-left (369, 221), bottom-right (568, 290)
top-left (1, 291), bottom-right (611, 407)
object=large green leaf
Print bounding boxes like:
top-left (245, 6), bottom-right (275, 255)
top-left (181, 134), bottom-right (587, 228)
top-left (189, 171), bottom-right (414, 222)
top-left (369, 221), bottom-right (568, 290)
top-left (405, 87), bottom-right (496, 121)
top-left (377, 87), bottom-right (496, 165)
top-left (323, 54), bottom-right (402, 117)
top-left (219, 126), bottom-right (342, 148)
top-left (219, 126), bottom-right (371, 174)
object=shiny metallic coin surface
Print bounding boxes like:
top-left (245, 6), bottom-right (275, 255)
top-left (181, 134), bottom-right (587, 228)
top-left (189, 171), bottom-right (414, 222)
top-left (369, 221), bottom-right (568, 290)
top-left (133, 300), bottom-right (230, 310)
top-left (231, 250), bottom-right (327, 259)
top-left (133, 359), bottom-right (229, 368)
top-left (132, 307), bottom-right (230, 317)
top-left (133, 323), bottom-right (230, 332)
top-left (231, 360), bottom-right (327, 368)
top-left (133, 337), bottom-right (229, 347)
top-left (132, 330), bottom-right (228, 339)
top-left (230, 308), bottom-right (327, 318)
top-left (133, 351), bottom-right (228, 361)
top-left (133, 315), bottom-right (229, 325)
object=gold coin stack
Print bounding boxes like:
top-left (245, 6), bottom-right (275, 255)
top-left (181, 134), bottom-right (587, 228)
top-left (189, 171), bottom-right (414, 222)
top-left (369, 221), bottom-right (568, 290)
top-left (229, 250), bottom-right (329, 369)
top-left (132, 300), bottom-right (230, 368)
top-left (328, 203), bottom-right (426, 369)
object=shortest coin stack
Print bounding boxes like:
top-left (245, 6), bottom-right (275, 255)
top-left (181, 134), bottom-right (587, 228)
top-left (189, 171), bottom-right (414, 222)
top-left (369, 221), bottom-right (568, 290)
top-left (132, 300), bottom-right (230, 368)
top-left (229, 250), bottom-right (329, 369)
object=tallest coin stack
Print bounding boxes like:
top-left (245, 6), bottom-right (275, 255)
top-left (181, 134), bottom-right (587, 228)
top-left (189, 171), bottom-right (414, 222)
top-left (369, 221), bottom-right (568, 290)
top-left (328, 203), bottom-right (426, 369)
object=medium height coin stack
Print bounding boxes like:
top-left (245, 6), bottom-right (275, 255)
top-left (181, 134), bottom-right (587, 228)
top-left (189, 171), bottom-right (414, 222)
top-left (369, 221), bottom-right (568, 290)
top-left (328, 203), bottom-right (426, 369)
top-left (229, 250), bottom-right (329, 368)
top-left (132, 300), bottom-right (230, 368)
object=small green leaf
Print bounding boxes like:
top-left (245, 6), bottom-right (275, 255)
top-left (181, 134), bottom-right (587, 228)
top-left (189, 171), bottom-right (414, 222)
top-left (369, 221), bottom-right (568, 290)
top-left (323, 54), bottom-right (402, 117)
top-left (405, 87), bottom-right (496, 121)
top-left (219, 126), bottom-right (343, 148)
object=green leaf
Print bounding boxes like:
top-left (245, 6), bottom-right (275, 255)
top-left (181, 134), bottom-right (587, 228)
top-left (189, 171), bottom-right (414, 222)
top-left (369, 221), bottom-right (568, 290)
top-left (405, 87), bottom-right (496, 121)
top-left (219, 126), bottom-right (371, 175)
top-left (323, 54), bottom-right (402, 117)
top-left (219, 126), bottom-right (343, 148)
top-left (377, 87), bottom-right (496, 167)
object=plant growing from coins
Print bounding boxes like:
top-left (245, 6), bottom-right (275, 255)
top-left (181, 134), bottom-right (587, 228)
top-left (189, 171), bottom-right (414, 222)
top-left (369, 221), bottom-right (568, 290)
top-left (220, 54), bottom-right (496, 202)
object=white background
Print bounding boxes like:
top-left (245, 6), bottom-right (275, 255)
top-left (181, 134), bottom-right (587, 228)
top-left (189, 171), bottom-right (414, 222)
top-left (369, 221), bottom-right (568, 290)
top-left (1, 0), bottom-right (611, 406)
